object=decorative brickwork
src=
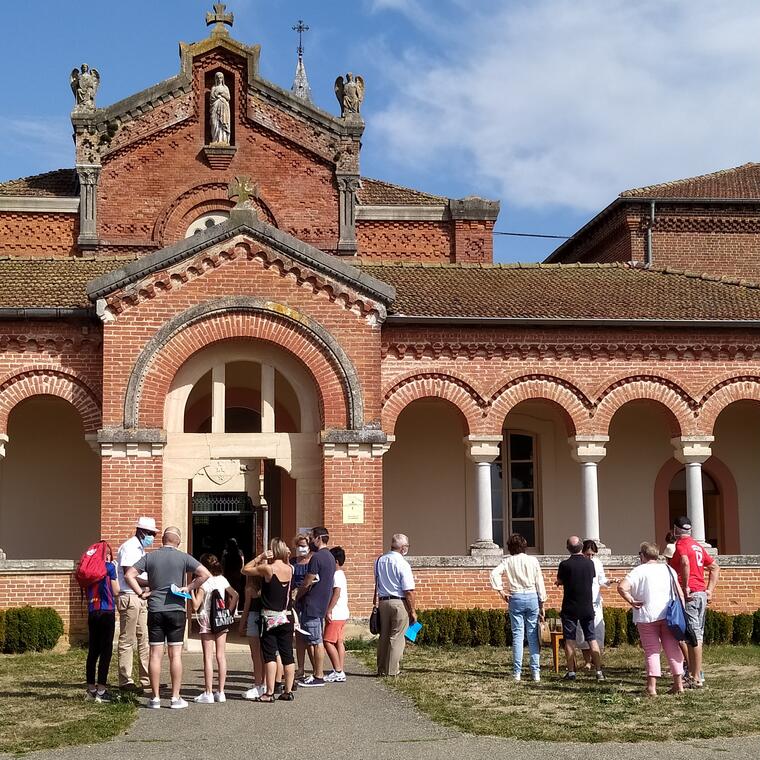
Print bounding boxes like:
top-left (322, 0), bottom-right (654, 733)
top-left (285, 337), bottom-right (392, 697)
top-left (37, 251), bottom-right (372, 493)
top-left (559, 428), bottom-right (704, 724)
top-left (357, 221), bottom-right (454, 261)
top-left (0, 212), bottom-right (78, 257)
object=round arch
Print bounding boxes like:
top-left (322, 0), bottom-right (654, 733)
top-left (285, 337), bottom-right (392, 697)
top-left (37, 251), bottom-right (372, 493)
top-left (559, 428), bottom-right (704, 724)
top-left (654, 456), bottom-right (740, 554)
top-left (0, 369), bottom-right (101, 434)
top-left (699, 376), bottom-right (760, 434)
top-left (593, 377), bottom-right (695, 437)
top-left (124, 298), bottom-right (364, 431)
top-left (381, 373), bottom-right (483, 435)
top-left (488, 375), bottom-right (590, 436)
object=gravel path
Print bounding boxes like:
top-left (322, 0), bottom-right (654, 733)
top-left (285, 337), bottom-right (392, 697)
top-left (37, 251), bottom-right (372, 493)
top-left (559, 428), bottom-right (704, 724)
top-left (9, 652), bottom-right (760, 760)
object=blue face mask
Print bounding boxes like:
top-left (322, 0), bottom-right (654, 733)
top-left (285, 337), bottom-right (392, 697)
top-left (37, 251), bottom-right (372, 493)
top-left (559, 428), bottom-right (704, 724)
top-left (140, 534), bottom-right (154, 548)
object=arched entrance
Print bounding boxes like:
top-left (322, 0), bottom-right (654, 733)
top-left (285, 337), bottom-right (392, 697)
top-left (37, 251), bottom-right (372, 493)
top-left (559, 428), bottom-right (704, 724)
top-left (163, 339), bottom-right (322, 565)
top-left (669, 468), bottom-right (722, 551)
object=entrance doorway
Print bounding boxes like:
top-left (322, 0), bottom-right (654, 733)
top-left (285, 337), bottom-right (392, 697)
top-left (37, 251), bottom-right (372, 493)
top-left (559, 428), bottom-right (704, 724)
top-left (668, 468), bottom-right (723, 552)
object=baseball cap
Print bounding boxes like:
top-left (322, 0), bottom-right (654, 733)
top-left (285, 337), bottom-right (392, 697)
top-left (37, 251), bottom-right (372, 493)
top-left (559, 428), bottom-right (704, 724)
top-left (674, 516), bottom-right (691, 531)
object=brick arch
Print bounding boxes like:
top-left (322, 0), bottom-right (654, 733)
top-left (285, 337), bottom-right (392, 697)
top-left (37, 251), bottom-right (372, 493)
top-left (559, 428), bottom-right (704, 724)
top-left (593, 376), bottom-right (696, 436)
top-left (699, 376), bottom-right (760, 434)
top-left (125, 298), bottom-right (363, 430)
top-left (382, 373), bottom-right (484, 435)
top-left (153, 182), bottom-right (279, 245)
top-left (488, 375), bottom-right (591, 436)
top-left (0, 369), bottom-right (101, 434)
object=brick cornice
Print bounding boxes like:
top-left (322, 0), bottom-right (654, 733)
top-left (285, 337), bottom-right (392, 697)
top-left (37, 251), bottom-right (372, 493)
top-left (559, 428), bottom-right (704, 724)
top-left (0, 334), bottom-right (101, 353)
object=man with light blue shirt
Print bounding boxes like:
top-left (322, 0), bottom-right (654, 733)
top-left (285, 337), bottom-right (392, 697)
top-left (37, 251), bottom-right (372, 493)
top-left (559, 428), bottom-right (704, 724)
top-left (375, 533), bottom-right (416, 676)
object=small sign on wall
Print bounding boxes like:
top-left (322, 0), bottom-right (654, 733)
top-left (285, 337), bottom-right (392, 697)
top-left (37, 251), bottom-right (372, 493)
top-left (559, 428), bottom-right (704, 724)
top-left (342, 493), bottom-right (365, 524)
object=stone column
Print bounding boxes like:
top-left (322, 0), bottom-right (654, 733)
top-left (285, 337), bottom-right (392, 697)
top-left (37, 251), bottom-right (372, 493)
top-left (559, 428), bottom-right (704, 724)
top-left (336, 174), bottom-right (360, 254)
top-left (672, 436), bottom-right (714, 548)
top-left (211, 364), bottom-right (226, 434)
top-left (0, 434), bottom-right (7, 458)
top-left (570, 435), bottom-right (610, 553)
top-left (261, 364), bottom-right (275, 433)
top-left (465, 435), bottom-right (502, 555)
top-left (76, 164), bottom-right (101, 247)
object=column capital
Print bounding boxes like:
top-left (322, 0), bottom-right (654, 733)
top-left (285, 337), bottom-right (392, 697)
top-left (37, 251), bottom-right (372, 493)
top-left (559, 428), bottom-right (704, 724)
top-left (0, 433), bottom-right (7, 458)
top-left (97, 427), bottom-right (166, 458)
top-left (569, 435), bottom-right (609, 464)
top-left (671, 436), bottom-right (713, 464)
top-left (464, 435), bottom-right (501, 463)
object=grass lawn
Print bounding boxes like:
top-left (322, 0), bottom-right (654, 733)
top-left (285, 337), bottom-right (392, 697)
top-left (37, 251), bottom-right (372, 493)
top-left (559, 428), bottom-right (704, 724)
top-left (0, 648), bottom-right (137, 756)
top-left (354, 643), bottom-right (760, 743)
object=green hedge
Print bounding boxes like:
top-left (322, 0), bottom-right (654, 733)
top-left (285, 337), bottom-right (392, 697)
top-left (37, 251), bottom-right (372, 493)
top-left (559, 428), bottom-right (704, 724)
top-left (1, 606), bottom-right (64, 654)
top-left (415, 606), bottom-right (760, 648)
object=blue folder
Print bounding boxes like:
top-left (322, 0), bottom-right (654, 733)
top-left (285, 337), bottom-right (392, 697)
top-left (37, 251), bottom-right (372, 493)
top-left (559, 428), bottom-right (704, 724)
top-left (405, 621), bottom-right (423, 642)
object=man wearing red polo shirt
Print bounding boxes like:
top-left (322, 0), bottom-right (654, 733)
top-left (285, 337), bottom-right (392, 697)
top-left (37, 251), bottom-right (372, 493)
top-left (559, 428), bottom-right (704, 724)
top-left (669, 516), bottom-right (720, 688)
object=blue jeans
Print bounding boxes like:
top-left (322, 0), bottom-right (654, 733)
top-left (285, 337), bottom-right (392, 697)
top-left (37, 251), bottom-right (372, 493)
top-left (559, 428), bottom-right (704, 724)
top-left (508, 592), bottom-right (540, 676)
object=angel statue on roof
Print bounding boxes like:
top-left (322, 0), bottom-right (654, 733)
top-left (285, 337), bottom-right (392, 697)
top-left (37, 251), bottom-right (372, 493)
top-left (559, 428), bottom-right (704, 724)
top-left (70, 64), bottom-right (100, 112)
top-left (210, 71), bottom-right (232, 145)
top-left (335, 73), bottom-right (365, 118)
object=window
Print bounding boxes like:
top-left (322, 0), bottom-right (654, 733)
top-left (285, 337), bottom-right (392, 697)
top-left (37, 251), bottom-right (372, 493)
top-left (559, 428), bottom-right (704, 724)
top-left (492, 431), bottom-right (540, 550)
top-left (185, 211), bottom-right (230, 238)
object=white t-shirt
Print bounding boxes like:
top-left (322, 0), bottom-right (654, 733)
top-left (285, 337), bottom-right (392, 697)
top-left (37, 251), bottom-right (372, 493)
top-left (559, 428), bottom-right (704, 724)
top-left (198, 575), bottom-right (231, 624)
top-left (117, 535), bottom-right (146, 594)
top-left (375, 551), bottom-right (415, 598)
top-left (624, 561), bottom-right (678, 624)
top-left (330, 569), bottom-right (350, 621)
top-left (591, 556), bottom-right (609, 609)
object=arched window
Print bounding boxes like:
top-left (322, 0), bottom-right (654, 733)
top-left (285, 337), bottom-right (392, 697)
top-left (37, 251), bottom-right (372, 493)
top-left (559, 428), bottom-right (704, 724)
top-left (185, 211), bottom-right (230, 238)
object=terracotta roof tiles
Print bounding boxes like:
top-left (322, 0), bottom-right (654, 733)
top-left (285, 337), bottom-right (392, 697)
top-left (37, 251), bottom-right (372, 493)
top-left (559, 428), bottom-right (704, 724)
top-left (357, 177), bottom-right (447, 206)
top-left (0, 169), bottom-right (78, 198)
top-left (620, 162), bottom-right (760, 200)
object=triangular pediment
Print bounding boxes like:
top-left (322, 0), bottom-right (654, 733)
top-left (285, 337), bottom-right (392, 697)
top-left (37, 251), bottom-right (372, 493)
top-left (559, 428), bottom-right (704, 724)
top-left (86, 208), bottom-right (395, 311)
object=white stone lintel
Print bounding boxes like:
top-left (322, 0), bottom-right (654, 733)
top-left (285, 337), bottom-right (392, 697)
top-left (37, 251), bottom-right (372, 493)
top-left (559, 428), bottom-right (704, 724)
top-left (570, 435), bottom-right (609, 464)
top-left (464, 435), bottom-right (502, 463)
top-left (671, 435), bottom-right (713, 464)
top-left (100, 441), bottom-right (165, 458)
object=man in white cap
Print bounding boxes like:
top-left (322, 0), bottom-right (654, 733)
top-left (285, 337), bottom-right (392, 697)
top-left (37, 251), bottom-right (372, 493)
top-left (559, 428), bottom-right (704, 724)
top-left (116, 516), bottom-right (157, 690)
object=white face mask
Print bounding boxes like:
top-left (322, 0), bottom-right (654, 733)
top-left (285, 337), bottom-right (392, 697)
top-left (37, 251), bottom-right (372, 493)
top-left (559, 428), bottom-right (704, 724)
top-left (296, 546), bottom-right (309, 556)
top-left (401, 547), bottom-right (409, 556)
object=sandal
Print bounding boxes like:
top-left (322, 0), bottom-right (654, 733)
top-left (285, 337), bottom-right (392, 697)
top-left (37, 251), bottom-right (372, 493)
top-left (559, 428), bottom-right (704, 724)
top-left (257, 692), bottom-right (275, 703)
top-left (277, 691), bottom-right (294, 701)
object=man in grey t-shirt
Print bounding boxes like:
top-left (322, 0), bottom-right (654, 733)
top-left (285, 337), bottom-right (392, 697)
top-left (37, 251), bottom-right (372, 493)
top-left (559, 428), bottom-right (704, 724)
top-left (126, 526), bottom-right (209, 709)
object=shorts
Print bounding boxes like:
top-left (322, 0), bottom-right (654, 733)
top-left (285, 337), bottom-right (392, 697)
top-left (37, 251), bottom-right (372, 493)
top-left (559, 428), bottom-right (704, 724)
top-left (685, 591), bottom-right (707, 644)
top-left (148, 609), bottom-right (186, 646)
top-left (261, 622), bottom-right (294, 665)
top-left (246, 608), bottom-right (261, 638)
top-left (562, 614), bottom-right (595, 643)
top-left (298, 615), bottom-right (323, 645)
top-left (323, 619), bottom-right (346, 645)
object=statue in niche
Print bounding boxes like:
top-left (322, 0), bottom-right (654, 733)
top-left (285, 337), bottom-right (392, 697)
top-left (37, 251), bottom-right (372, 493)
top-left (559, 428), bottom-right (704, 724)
top-left (334, 73), bottom-right (365, 117)
top-left (209, 71), bottom-right (231, 145)
top-left (70, 64), bottom-right (100, 112)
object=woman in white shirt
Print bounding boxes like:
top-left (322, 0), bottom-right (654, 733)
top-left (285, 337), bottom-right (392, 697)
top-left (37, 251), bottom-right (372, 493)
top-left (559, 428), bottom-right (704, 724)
top-left (617, 541), bottom-right (685, 696)
top-left (490, 533), bottom-right (547, 682)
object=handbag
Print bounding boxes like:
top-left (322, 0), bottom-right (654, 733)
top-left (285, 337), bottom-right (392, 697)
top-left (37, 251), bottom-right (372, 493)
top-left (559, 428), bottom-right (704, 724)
top-left (665, 566), bottom-right (687, 641)
top-left (538, 619), bottom-right (551, 646)
top-left (210, 588), bottom-right (235, 633)
top-left (369, 558), bottom-right (381, 635)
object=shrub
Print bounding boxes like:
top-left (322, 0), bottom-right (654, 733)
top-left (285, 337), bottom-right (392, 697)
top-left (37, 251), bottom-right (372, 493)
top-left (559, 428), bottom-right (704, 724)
top-left (1, 606), bottom-right (63, 654)
top-left (453, 611), bottom-right (473, 646)
top-left (487, 609), bottom-right (508, 647)
top-left (613, 608), bottom-right (628, 646)
top-left (602, 607), bottom-right (617, 647)
top-left (625, 609), bottom-right (640, 645)
top-left (733, 614), bottom-right (754, 646)
top-left (469, 609), bottom-right (491, 646)
top-left (753, 610), bottom-right (760, 644)
top-left (0, 609), bottom-right (5, 651)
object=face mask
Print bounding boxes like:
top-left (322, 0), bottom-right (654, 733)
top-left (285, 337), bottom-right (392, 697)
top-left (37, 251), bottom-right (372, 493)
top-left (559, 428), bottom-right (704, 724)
top-left (297, 546), bottom-right (309, 556)
top-left (401, 547), bottom-right (409, 556)
top-left (140, 534), bottom-right (154, 548)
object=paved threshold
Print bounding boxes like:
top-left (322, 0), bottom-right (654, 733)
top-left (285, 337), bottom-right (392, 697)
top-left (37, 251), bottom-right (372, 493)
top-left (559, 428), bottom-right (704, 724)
top-left (9, 652), bottom-right (760, 760)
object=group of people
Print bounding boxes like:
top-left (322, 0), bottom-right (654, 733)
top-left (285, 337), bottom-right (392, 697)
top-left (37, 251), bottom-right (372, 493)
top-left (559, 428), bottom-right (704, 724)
top-left (490, 516), bottom-right (719, 696)
top-left (83, 520), bottom-right (352, 707)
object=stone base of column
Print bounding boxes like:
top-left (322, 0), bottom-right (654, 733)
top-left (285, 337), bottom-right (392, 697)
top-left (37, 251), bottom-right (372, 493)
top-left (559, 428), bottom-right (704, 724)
top-left (469, 540), bottom-right (502, 557)
top-left (593, 542), bottom-right (612, 556)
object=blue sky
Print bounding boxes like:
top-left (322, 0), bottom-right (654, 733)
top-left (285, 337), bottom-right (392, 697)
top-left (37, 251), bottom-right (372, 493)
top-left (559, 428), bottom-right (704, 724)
top-left (3, 0), bottom-right (760, 262)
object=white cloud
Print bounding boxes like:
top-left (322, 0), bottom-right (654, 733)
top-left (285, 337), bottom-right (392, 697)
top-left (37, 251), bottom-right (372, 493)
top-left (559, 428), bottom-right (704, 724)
top-left (368, 0), bottom-right (760, 212)
top-left (0, 117), bottom-right (72, 177)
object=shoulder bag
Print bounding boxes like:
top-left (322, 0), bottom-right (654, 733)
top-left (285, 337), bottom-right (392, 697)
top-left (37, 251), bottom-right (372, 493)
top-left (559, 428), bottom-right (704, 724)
top-left (665, 565), bottom-right (687, 641)
top-left (210, 587), bottom-right (235, 633)
top-left (369, 558), bottom-right (381, 635)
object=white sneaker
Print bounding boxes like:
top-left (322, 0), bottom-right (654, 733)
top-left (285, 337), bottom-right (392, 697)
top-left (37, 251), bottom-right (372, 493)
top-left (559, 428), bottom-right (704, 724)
top-left (324, 671), bottom-right (338, 682)
top-left (214, 692), bottom-right (226, 703)
top-left (148, 697), bottom-right (161, 709)
top-left (243, 686), bottom-right (261, 700)
top-left (513, 674), bottom-right (521, 682)
top-left (194, 692), bottom-right (214, 704)
top-left (532, 672), bottom-right (541, 682)
top-left (170, 697), bottom-right (188, 709)
top-left (331, 671), bottom-right (346, 682)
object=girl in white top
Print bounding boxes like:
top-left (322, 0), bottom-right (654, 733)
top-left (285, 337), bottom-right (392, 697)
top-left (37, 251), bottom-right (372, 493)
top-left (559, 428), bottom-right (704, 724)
top-left (618, 541), bottom-right (685, 696)
top-left (191, 553), bottom-right (239, 704)
top-left (324, 546), bottom-right (350, 682)
top-left (490, 533), bottom-right (547, 681)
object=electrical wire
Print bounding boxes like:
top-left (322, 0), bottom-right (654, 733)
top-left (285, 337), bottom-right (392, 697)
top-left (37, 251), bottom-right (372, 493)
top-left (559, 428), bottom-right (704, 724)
top-left (493, 231), bottom-right (571, 240)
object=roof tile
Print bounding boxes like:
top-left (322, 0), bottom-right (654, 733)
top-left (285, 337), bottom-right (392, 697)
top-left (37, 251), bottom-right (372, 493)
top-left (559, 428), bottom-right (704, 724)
top-left (0, 169), bottom-right (78, 198)
top-left (620, 162), bottom-right (760, 200)
top-left (357, 178), bottom-right (447, 206)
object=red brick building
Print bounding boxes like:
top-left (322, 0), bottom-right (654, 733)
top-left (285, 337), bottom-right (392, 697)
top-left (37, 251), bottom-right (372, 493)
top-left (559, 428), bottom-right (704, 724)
top-left (2, 10), bottom-right (760, 639)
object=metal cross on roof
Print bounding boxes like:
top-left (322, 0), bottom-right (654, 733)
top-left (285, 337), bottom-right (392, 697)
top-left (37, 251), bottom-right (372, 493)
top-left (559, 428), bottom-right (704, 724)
top-left (206, 3), bottom-right (234, 32)
top-left (292, 19), bottom-right (310, 59)
top-left (228, 176), bottom-right (259, 208)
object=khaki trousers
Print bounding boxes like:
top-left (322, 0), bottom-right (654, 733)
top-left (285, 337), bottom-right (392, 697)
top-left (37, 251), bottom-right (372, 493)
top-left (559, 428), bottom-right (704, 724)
top-left (376, 599), bottom-right (409, 676)
top-left (117, 593), bottom-right (149, 687)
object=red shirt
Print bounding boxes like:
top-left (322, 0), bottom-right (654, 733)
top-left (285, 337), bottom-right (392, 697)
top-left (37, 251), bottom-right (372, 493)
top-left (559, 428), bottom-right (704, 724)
top-left (668, 536), bottom-right (714, 592)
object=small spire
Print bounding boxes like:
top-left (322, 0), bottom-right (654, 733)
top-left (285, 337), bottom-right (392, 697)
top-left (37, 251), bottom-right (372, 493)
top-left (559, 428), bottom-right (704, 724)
top-left (291, 20), bottom-right (312, 103)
